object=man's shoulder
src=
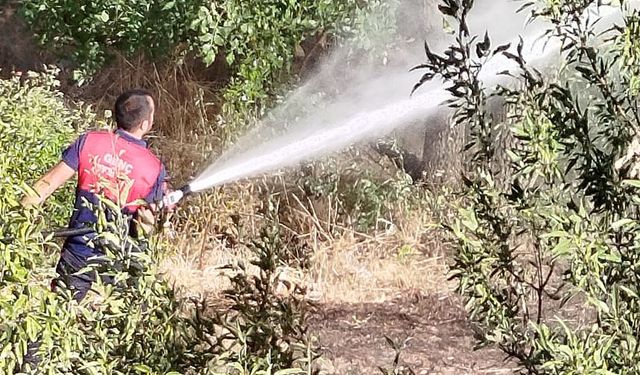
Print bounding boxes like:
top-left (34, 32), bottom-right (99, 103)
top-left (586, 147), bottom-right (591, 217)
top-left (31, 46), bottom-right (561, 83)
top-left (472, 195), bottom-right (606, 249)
top-left (83, 129), bottom-right (112, 137)
top-left (79, 129), bottom-right (113, 142)
top-left (85, 129), bottom-right (111, 134)
top-left (146, 149), bottom-right (163, 167)
top-left (127, 141), bottom-right (164, 170)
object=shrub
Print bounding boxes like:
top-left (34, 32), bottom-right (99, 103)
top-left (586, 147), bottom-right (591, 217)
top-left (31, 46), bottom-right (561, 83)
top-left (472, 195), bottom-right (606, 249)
top-left (297, 156), bottom-right (416, 232)
top-left (19, 0), bottom-right (200, 84)
top-left (0, 72), bottom-right (89, 374)
top-left (20, 0), bottom-right (383, 111)
top-left (413, 0), bottom-right (640, 372)
top-left (0, 68), bottom-right (93, 226)
top-left (193, 213), bottom-right (317, 374)
top-left (0, 70), bottom-right (84, 374)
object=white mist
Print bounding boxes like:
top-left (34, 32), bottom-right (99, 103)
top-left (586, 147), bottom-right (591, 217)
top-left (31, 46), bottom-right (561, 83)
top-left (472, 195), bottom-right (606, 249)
top-left (187, 0), bottom-right (629, 193)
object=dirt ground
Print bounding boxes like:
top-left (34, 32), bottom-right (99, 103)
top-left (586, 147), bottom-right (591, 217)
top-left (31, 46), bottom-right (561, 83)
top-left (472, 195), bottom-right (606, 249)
top-left (309, 292), bottom-right (518, 375)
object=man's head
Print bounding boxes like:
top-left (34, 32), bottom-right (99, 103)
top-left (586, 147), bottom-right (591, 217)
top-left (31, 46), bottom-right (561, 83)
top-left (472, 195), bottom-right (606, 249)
top-left (114, 89), bottom-right (155, 137)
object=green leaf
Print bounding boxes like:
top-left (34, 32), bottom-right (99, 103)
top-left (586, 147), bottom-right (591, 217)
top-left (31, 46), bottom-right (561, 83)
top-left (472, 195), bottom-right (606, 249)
top-left (459, 209), bottom-right (478, 231)
top-left (619, 285), bottom-right (639, 299)
top-left (133, 364), bottom-right (152, 373)
top-left (551, 239), bottom-right (572, 256)
top-left (98, 11), bottom-right (109, 23)
top-left (611, 218), bottom-right (635, 230)
top-left (587, 296), bottom-right (610, 314)
top-left (226, 53), bottom-right (235, 65)
top-left (599, 251), bottom-right (621, 263)
top-left (622, 179), bottom-right (640, 188)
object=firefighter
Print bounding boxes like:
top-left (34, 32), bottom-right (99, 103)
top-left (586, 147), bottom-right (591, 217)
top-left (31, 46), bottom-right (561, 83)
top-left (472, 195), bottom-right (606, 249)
top-left (22, 89), bottom-right (169, 301)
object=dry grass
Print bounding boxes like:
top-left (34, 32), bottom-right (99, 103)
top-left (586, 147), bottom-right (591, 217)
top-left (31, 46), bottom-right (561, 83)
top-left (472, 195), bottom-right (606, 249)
top-left (67, 54), bottom-right (227, 170)
top-left (160, 173), bottom-right (453, 304)
top-left (160, 225), bottom-right (450, 304)
top-left (308, 232), bottom-right (449, 303)
top-left (76, 55), bottom-right (218, 136)
top-left (159, 237), bottom-right (242, 299)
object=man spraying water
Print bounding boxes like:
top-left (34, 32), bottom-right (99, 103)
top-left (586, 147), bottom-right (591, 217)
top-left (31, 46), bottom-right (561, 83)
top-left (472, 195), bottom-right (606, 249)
top-left (22, 89), bottom-right (171, 301)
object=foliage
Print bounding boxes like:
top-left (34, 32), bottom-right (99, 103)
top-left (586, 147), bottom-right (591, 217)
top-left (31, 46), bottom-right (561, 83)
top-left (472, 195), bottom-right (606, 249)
top-left (297, 156), bottom-right (415, 232)
top-left (0, 70), bottom-right (80, 374)
top-left (20, 0), bottom-right (384, 111)
top-left (200, 0), bottom-right (361, 118)
top-left (189, 204), bottom-right (316, 374)
top-left (0, 74), bottom-right (89, 374)
top-left (19, 0), bottom-right (194, 84)
top-left (414, 0), bottom-right (640, 373)
top-left (0, 68), bottom-right (92, 226)
top-left (3, 198), bottom-right (315, 375)
top-left (342, 0), bottom-right (401, 64)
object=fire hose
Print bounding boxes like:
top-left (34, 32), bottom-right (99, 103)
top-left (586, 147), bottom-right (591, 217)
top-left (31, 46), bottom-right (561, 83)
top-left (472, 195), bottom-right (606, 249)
top-left (0, 185), bottom-right (193, 244)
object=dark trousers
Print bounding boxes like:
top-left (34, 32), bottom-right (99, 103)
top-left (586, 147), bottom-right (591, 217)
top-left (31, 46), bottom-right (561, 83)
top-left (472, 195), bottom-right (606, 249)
top-left (22, 251), bottom-right (114, 370)
top-left (53, 250), bottom-right (114, 302)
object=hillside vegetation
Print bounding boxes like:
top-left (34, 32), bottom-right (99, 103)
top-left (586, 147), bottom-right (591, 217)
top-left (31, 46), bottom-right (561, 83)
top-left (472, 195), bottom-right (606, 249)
top-left (412, 0), bottom-right (640, 372)
top-left (4, 0), bottom-right (640, 374)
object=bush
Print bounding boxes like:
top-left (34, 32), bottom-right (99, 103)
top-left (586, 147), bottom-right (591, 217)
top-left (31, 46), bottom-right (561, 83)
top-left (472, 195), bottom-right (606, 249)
top-left (20, 0), bottom-right (379, 109)
top-left (0, 71), bottom-right (86, 373)
top-left (414, 0), bottom-right (640, 372)
top-left (189, 205), bottom-right (316, 374)
top-left (297, 156), bottom-right (416, 233)
top-left (0, 68), bottom-right (92, 227)
top-left (0, 74), bottom-right (90, 372)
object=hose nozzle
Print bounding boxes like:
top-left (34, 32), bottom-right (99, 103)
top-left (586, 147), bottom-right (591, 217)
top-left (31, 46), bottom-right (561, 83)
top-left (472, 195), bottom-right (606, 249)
top-left (162, 185), bottom-right (192, 207)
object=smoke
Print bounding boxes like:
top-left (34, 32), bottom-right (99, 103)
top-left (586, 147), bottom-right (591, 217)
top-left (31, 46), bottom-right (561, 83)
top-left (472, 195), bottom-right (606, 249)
top-left (188, 0), bottom-right (630, 192)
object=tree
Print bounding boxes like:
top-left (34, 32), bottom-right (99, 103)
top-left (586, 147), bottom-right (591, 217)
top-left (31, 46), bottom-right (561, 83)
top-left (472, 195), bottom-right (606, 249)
top-left (413, 0), bottom-right (640, 372)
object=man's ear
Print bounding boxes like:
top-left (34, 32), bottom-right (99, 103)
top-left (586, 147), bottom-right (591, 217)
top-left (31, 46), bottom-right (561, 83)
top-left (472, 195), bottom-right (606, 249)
top-left (140, 119), bottom-right (151, 133)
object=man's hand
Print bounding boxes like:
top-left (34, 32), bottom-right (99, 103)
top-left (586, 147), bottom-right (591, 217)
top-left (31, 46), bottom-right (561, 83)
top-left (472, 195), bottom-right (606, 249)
top-left (21, 162), bottom-right (75, 207)
top-left (136, 206), bottom-right (156, 236)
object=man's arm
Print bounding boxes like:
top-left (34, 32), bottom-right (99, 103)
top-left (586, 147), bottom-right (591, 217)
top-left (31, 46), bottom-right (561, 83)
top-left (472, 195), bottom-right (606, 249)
top-left (21, 162), bottom-right (75, 207)
top-left (136, 165), bottom-right (171, 235)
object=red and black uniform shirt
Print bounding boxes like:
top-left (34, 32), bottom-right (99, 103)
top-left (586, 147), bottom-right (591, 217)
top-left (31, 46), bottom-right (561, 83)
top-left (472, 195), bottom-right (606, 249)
top-left (60, 129), bottom-right (167, 260)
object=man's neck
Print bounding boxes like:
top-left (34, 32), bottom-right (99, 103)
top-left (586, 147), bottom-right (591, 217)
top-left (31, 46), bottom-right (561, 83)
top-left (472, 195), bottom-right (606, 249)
top-left (119, 128), bottom-right (144, 139)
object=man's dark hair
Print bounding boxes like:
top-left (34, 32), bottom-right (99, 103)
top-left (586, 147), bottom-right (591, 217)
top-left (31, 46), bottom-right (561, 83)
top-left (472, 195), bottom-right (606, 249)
top-left (114, 89), bottom-right (154, 131)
